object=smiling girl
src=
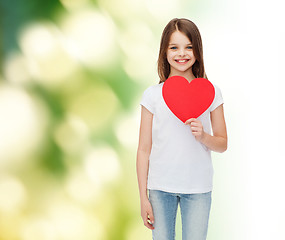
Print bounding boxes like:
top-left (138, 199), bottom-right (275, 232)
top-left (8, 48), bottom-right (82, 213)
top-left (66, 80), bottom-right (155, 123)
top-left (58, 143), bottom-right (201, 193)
top-left (136, 18), bottom-right (227, 240)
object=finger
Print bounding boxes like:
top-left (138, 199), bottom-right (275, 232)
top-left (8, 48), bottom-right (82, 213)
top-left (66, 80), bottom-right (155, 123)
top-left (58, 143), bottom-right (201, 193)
top-left (190, 122), bottom-right (199, 126)
top-left (148, 211), bottom-right (155, 224)
top-left (144, 220), bottom-right (155, 230)
top-left (185, 118), bottom-right (194, 124)
top-left (142, 212), bottom-right (148, 223)
top-left (191, 131), bottom-right (196, 135)
top-left (185, 118), bottom-right (195, 125)
top-left (190, 126), bottom-right (200, 131)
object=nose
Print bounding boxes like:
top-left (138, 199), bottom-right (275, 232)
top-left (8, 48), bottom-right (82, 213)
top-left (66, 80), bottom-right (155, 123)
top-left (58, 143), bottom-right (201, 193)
top-left (178, 49), bottom-right (186, 57)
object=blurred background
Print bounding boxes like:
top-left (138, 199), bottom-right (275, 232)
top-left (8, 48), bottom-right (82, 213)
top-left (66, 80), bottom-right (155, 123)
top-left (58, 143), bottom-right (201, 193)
top-left (0, 0), bottom-right (284, 239)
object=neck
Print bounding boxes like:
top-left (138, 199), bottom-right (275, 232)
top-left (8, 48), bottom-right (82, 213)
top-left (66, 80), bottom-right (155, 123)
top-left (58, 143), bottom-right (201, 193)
top-left (168, 70), bottom-right (196, 83)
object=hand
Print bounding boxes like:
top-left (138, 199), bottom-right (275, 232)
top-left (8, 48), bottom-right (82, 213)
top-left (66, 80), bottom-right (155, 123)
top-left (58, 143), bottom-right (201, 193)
top-left (184, 118), bottom-right (205, 142)
top-left (140, 198), bottom-right (155, 230)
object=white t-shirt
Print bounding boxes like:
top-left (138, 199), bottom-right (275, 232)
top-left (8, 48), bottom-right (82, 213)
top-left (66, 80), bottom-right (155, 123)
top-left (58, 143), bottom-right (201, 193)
top-left (140, 80), bottom-right (224, 194)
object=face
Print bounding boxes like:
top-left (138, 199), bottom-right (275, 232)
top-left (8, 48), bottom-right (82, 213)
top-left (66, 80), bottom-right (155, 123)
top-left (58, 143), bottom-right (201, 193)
top-left (166, 31), bottom-right (196, 75)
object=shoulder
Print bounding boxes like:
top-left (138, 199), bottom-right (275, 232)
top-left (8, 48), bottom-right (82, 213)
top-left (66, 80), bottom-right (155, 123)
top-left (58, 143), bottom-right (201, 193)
top-left (145, 82), bottom-right (163, 90)
top-left (142, 83), bottom-right (163, 95)
top-left (140, 82), bottom-right (162, 114)
top-left (210, 82), bottom-right (222, 91)
top-left (208, 81), bottom-right (224, 112)
top-left (210, 82), bottom-right (223, 97)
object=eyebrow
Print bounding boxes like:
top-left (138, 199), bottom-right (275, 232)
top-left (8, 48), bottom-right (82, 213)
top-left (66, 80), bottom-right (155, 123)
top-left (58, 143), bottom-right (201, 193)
top-left (169, 43), bottom-right (192, 45)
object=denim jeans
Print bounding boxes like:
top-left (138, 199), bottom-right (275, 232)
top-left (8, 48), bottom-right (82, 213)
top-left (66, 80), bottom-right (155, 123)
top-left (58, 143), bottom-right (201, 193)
top-left (148, 189), bottom-right (212, 240)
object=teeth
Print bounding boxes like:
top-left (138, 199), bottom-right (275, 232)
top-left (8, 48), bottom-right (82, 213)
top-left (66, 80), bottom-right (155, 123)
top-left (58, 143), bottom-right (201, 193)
top-left (177, 60), bottom-right (188, 62)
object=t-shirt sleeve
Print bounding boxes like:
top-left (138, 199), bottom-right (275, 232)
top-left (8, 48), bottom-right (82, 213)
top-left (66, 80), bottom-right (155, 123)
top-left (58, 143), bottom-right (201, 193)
top-left (209, 84), bottom-right (224, 112)
top-left (140, 86), bottom-right (154, 114)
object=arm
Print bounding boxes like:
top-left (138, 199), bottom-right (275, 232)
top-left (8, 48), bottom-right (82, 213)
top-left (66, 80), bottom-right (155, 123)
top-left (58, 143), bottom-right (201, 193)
top-left (200, 104), bottom-right (228, 152)
top-left (136, 105), bottom-right (153, 202)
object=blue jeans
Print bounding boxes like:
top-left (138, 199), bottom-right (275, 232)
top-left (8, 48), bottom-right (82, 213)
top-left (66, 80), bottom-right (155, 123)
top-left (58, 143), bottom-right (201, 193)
top-left (148, 189), bottom-right (212, 240)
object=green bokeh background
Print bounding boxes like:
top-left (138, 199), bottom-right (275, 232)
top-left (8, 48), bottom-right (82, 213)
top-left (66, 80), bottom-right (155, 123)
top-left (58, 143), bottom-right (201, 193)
top-left (0, 0), bottom-right (242, 239)
top-left (1, 0), bottom-right (284, 239)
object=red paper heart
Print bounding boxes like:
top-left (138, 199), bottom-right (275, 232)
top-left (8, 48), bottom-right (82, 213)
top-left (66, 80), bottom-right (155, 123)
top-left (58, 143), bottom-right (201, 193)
top-left (162, 76), bottom-right (215, 123)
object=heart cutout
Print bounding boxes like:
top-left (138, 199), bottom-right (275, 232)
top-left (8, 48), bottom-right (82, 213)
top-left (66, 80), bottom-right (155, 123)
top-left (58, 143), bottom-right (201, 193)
top-left (162, 76), bottom-right (215, 123)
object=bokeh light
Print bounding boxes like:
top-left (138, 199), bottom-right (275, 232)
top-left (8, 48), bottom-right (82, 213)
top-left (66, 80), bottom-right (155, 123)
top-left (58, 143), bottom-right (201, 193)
top-left (64, 82), bottom-right (119, 131)
top-left (60, 8), bottom-right (117, 69)
top-left (84, 145), bottom-right (121, 186)
top-left (119, 20), bottom-right (157, 83)
top-left (0, 84), bottom-right (48, 168)
top-left (4, 52), bottom-right (31, 84)
top-left (53, 113), bottom-right (89, 154)
top-left (19, 22), bottom-right (78, 87)
top-left (0, 175), bottom-right (27, 213)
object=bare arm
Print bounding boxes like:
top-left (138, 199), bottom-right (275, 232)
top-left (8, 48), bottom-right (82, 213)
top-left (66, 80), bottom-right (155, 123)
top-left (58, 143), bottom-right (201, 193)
top-left (136, 105), bottom-right (153, 201)
top-left (136, 105), bottom-right (155, 230)
top-left (200, 104), bottom-right (228, 153)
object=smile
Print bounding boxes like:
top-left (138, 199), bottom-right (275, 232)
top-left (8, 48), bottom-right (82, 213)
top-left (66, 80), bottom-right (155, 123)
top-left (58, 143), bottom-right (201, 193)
top-left (175, 59), bottom-right (190, 64)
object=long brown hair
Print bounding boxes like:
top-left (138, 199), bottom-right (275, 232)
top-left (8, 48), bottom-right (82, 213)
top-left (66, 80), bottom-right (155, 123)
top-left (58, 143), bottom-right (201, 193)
top-left (157, 18), bottom-right (208, 83)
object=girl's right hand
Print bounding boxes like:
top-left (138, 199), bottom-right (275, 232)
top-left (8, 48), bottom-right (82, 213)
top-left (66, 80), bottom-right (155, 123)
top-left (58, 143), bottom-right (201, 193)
top-left (140, 198), bottom-right (155, 230)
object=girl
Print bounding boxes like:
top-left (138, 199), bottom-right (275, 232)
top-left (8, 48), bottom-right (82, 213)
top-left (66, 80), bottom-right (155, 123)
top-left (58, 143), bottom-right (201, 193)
top-left (136, 18), bottom-right (227, 240)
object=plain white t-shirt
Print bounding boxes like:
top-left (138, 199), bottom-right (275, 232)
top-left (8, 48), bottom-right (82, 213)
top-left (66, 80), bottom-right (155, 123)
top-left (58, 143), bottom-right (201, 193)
top-left (140, 80), bottom-right (224, 194)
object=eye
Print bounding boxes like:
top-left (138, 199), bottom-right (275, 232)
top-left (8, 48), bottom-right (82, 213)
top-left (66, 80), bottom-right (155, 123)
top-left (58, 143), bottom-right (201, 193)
top-left (187, 46), bottom-right (193, 49)
top-left (170, 47), bottom-right (177, 49)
